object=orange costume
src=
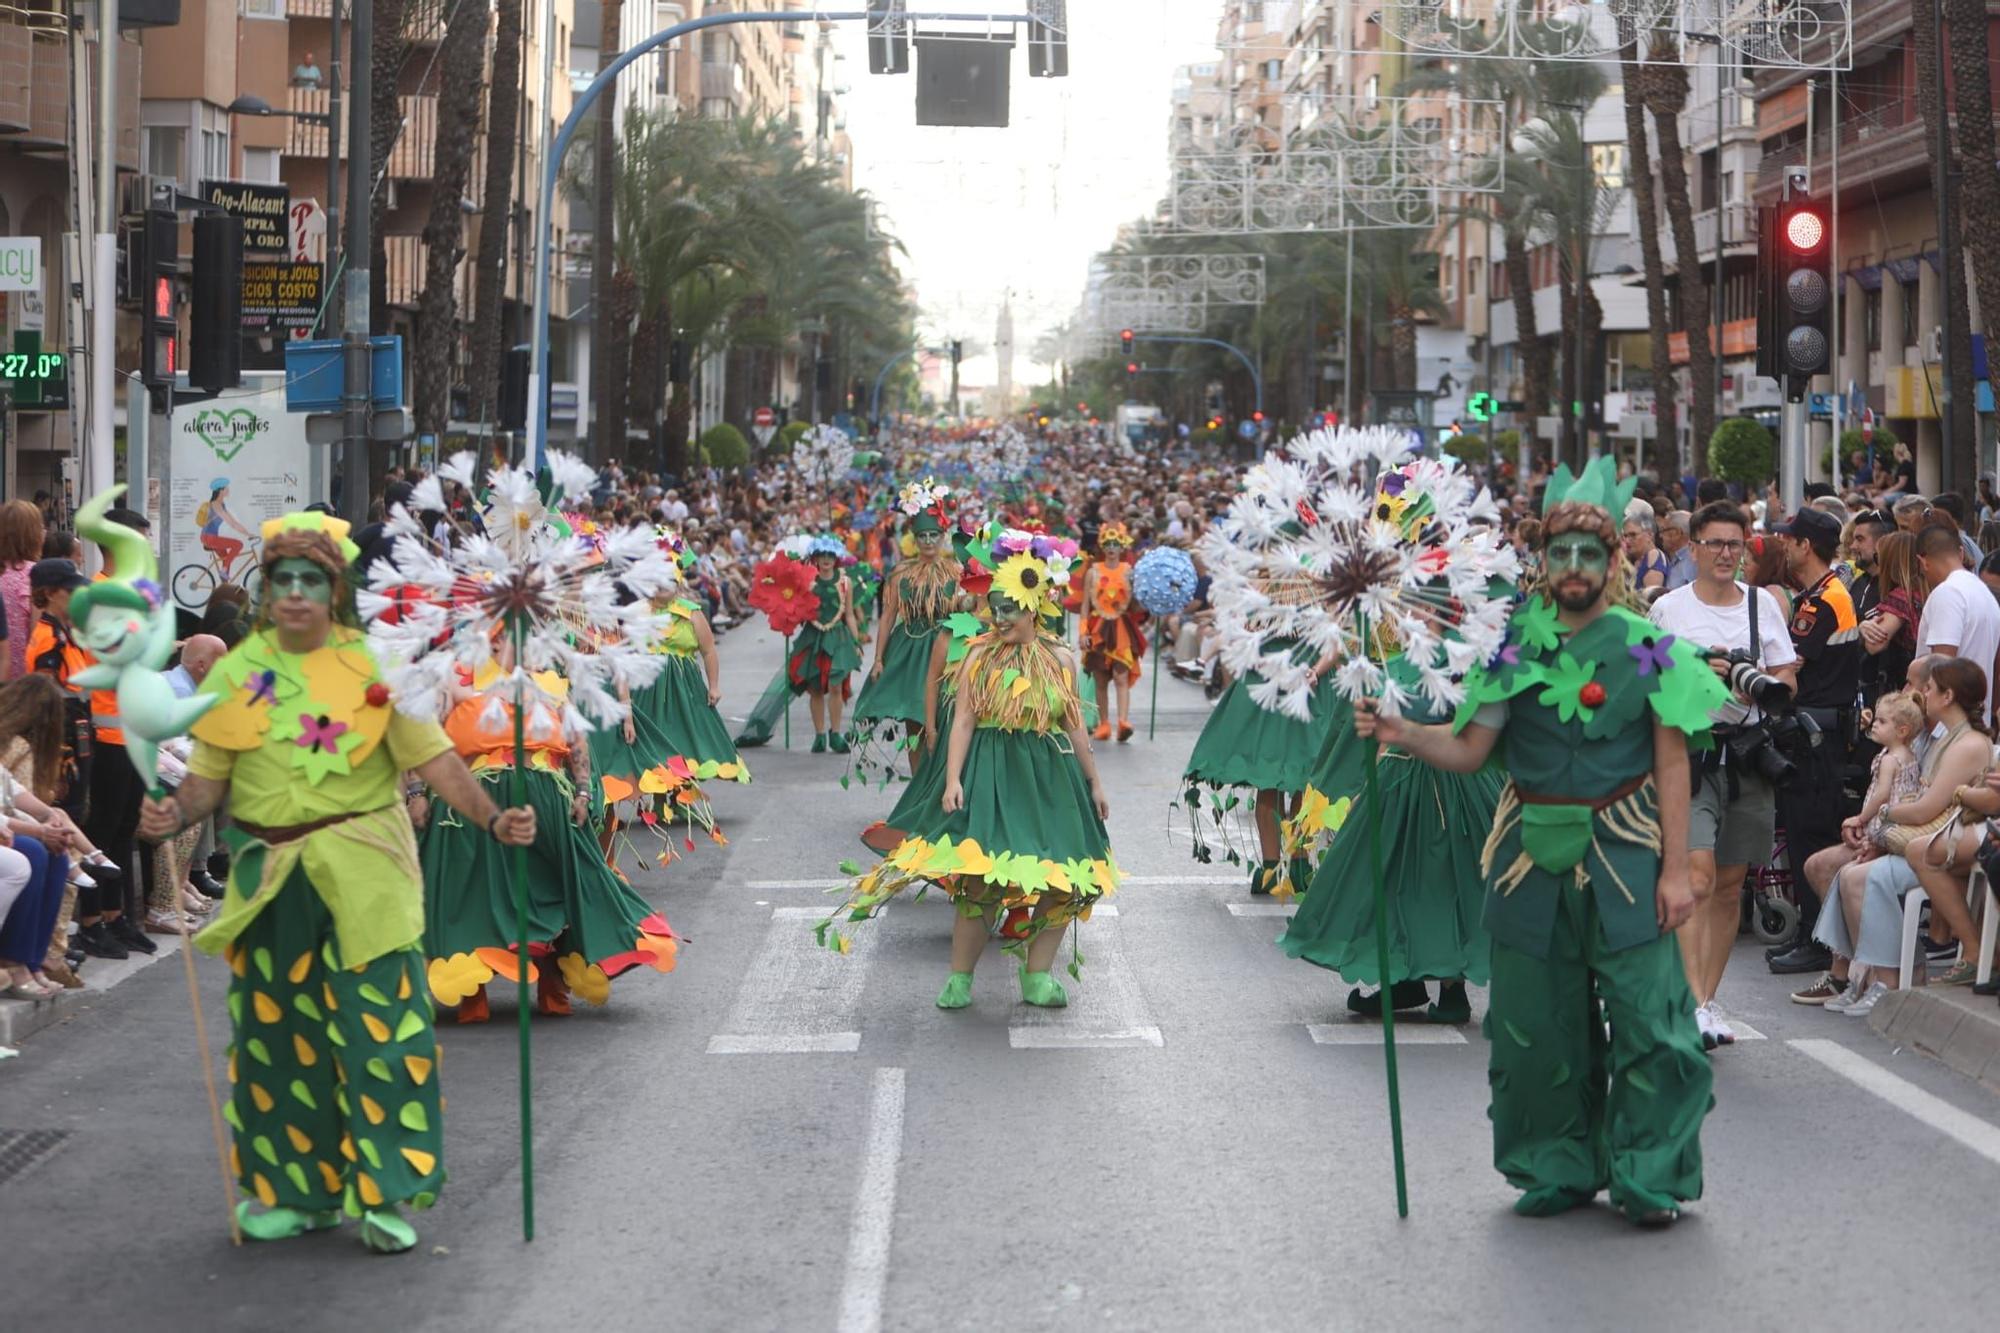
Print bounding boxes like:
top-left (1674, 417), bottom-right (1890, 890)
top-left (1082, 560), bottom-right (1147, 680)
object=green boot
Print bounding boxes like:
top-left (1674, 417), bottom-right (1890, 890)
top-left (830, 731), bottom-right (851, 754)
top-left (235, 1200), bottom-right (342, 1242)
top-left (1286, 857), bottom-right (1313, 898)
top-left (360, 1206), bottom-right (418, 1254)
top-left (1426, 981), bottom-right (1472, 1025)
top-left (811, 732), bottom-right (827, 754)
top-left (1020, 967), bottom-right (1068, 1008)
top-left (1512, 1186), bottom-right (1595, 1218)
top-left (1248, 859), bottom-right (1279, 896)
top-left (936, 972), bottom-right (974, 1009)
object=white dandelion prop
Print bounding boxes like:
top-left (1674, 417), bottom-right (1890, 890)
top-left (795, 424), bottom-right (855, 490)
top-left (970, 426), bottom-right (1034, 484)
top-left (1197, 424), bottom-right (1520, 1221)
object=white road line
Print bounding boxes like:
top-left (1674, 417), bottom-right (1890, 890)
top-left (1788, 1038), bottom-right (2000, 1166)
top-left (1308, 1022), bottom-right (1470, 1046)
top-left (745, 878), bottom-right (848, 889)
top-left (1009, 1026), bottom-right (1165, 1049)
top-left (741, 875), bottom-right (1239, 890)
top-left (707, 906), bottom-right (878, 1055)
top-left (1725, 1021), bottom-right (1767, 1042)
top-left (1226, 902), bottom-right (1296, 918)
top-left (835, 1067), bottom-right (906, 1333)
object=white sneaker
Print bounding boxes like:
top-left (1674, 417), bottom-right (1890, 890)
top-left (68, 867), bottom-right (95, 889)
top-left (1823, 974), bottom-right (1871, 1013)
top-left (1706, 1002), bottom-right (1737, 1045)
top-left (1841, 980), bottom-right (1891, 1016)
top-left (1694, 1004), bottom-right (1719, 1050)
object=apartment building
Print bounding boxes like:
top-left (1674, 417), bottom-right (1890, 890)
top-left (0, 7), bottom-right (145, 498)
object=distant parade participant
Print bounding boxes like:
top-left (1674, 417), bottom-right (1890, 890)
top-left (821, 533), bottom-right (1117, 1011)
top-left (849, 480), bottom-right (963, 768)
top-left (1353, 458), bottom-right (1724, 1226)
top-left (138, 512), bottom-right (537, 1254)
top-left (789, 535), bottom-right (863, 753)
top-left (1081, 522), bottom-right (1145, 742)
top-left (858, 601), bottom-right (984, 856)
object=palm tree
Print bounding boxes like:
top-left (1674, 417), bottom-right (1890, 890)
top-left (1640, 42), bottom-right (1716, 462)
top-left (1617, 20), bottom-right (1678, 481)
top-left (469, 0), bottom-right (525, 428)
top-left (411, 0), bottom-right (489, 436)
top-left (1940, 0), bottom-right (1995, 485)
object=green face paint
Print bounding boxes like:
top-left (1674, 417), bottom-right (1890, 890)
top-left (1545, 533), bottom-right (1610, 574)
top-left (987, 592), bottom-right (1031, 626)
top-left (268, 558), bottom-right (334, 604)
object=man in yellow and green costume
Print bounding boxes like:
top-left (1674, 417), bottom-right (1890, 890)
top-left (1357, 457), bottom-right (1726, 1227)
top-left (138, 512), bottom-right (537, 1254)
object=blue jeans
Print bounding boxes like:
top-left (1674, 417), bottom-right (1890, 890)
top-left (0, 836), bottom-right (69, 972)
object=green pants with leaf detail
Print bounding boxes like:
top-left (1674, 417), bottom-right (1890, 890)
top-left (1484, 882), bottom-right (1713, 1217)
top-left (222, 867), bottom-right (445, 1216)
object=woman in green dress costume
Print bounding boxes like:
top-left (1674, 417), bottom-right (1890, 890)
top-left (848, 480), bottom-right (962, 779)
top-left (419, 665), bottom-right (679, 1022)
top-left (641, 583), bottom-right (750, 787)
top-left (1277, 655), bottom-right (1504, 1024)
top-left (859, 606), bottom-right (987, 855)
top-left (821, 535), bottom-right (1118, 1010)
top-left (1178, 636), bottom-right (1340, 895)
top-left (789, 537), bottom-right (863, 753)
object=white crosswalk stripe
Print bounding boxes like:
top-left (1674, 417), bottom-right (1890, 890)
top-left (707, 906), bottom-right (878, 1054)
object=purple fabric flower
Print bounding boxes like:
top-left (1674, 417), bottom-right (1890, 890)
top-left (1630, 633), bottom-right (1676, 676)
top-left (1380, 471), bottom-right (1408, 496)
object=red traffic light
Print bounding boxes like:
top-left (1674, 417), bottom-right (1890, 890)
top-left (1251, 410), bottom-right (1265, 423)
top-left (1120, 329), bottom-right (1133, 342)
top-left (1783, 206), bottom-right (1826, 254)
top-left (1125, 362), bottom-right (1138, 374)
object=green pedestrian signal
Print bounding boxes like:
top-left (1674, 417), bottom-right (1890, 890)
top-left (1466, 391), bottom-right (1495, 422)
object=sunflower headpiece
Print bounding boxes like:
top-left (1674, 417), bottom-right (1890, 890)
top-left (1097, 521), bottom-right (1134, 551)
top-left (984, 526), bottom-right (1076, 617)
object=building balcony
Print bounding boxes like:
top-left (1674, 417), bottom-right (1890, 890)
top-left (384, 233), bottom-right (426, 308)
top-left (284, 84), bottom-right (346, 159)
top-left (288, 0), bottom-right (332, 17)
top-left (701, 60), bottom-right (745, 106)
top-left (1692, 202), bottom-right (1757, 258)
top-left (388, 93), bottom-right (437, 179)
top-left (1753, 99), bottom-right (1923, 202)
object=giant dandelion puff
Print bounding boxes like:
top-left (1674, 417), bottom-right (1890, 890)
top-left (359, 449), bottom-right (682, 739)
top-left (1198, 426), bottom-right (1520, 723)
top-left (970, 425), bottom-right (1034, 484)
top-left (795, 424), bottom-right (855, 489)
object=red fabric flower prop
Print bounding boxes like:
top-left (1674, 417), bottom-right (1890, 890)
top-left (960, 558), bottom-right (994, 598)
top-left (749, 556), bottom-right (820, 635)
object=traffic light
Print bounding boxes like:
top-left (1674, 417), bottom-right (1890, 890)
top-left (500, 344), bottom-right (530, 431)
top-left (189, 212), bottom-right (242, 393)
top-left (137, 207), bottom-right (179, 388)
top-left (1120, 328), bottom-right (1134, 358)
top-left (1466, 391), bottom-right (1495, 422)
top-left (1758, 187), bottom-right (1832, 402)
top-left (1027, 0), bottom-right (1068, 78)
top-left (866, 1), bottom-right (909, 75)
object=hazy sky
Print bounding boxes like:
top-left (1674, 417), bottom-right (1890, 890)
top-left (830, 2), bottom-right (1222, 392)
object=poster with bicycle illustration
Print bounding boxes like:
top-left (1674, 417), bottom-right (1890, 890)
top-left (167, 377), bottom-right (310, 611)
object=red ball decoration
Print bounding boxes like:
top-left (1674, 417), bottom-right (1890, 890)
top-left (1578, 681), bottom-right (1606, 708)
top-left (365, 683), bottom-right (391, 708)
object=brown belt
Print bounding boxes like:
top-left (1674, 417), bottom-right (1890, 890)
top-left (1513, 775), bottom-right (1648, 811)
top-left (234, 804), bottom-right (393, 845)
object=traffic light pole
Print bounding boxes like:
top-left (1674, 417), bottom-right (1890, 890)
top-left (1128, 334), bottom-right (1263, 422)
top-left (86, 0), bottom-right (119, 516)
top-left (870, 346), bottom-right (920, 426)
top-left (526, 9), bottom-right (1038, 471)
top-left (339, 0), bottom-right (371, 524)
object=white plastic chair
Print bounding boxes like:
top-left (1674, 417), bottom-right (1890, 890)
top-left (1897, 847), bottom-right (2000, 986)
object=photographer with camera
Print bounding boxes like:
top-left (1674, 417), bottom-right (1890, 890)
top-left (1763, 508), bottom-right (1863, 975)
top-left (1650, 502), bottom-right (1799, 1049)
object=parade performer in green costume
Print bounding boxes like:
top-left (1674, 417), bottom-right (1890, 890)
top-left (1356, 458), bottom-right (1724, 1226)
top-left (420, 661), bottom-right (678, 1022)
top-left (821, 532), bottom-right (1117, 1010)
top-left (858, 602), bottom-right (986, 855)
top-left (848, 479), bottom-right (963, 777)
top-left (137, 512), bottom-right (537, 1254)
top-left (789, 536), bottom-right (863, 753)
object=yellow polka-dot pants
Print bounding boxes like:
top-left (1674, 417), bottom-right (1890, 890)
top-left (222, 867), bottom-right (444, 1216)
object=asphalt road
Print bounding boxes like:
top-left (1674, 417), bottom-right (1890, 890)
top-left (5, 622), bottom-right (1999, 1331)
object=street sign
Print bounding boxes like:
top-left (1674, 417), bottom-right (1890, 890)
top-left (1496, 399), bottom-right (1525, 413)
top-left (753, 405), bottom-right (777, 428)
top-left (289, 198), bottom-right (326, 264)
top-left (202, 180), bottom-right (290, 260)
top-left (1236, 419), bottom-right (1259, 441)
top-left (0, 237), bottom-right (40, 292)
top-left (1808, 392), bottom-right (1833, 419)
top-left (752, 424), bottom-right (776, 448)
top-left (240, 261), bottom-right (323, 333)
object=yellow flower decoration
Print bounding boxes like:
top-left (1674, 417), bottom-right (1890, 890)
top-left (990, 551), bottom-right (1056, 616)
top-left (426, 952), bottom-right (495, 1006)
top-left (557, 953), bottom-right (611, 1007)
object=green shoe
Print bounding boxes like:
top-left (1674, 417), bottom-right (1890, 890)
top-left (936, 972), bottom-right (974, 1009)
top-left (235, 1200), bottom-right (343, 1242)
top-left (1286, 857), bottom-right (1313, 897)
top-left (1512, 1186), bottom-right (1595, 1218)
top-left (811, 733), bottom-right (827, 754)
top-left (1019, 968), bottom-right (1068, 1008)
top-left (360, 1206), bottom-right (418, 1254)
top-left (1248, 859), bottom-right (1279, 896)
top-left (1425, 981), bottom-right (1472, 1025)
top-left (830, 731), bottom-right (851, 754)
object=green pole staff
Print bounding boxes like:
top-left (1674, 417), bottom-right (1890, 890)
top-left (1148, 635), bottom-right (1162, 740)
top-left (782, 632), bottom-right (792, 749)
top-left (509, 615), bottom-right (536, 1241)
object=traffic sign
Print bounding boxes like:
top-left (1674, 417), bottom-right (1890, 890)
top-left (753, 405), bottom-right (777, 428)
top-left (1496, 399), bottom-right (1525, 413)
top-left (752, 424), bottom-right (776, 448)
top-left (1237, 419), bottom-right (1259, 441)
top-left (1466, 391), bottom-right (1495, 422)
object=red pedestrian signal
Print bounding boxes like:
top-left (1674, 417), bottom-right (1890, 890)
top-left (1120, 329), bottom-right (1134, 357)
top-left (1760, 192), bottom-right (1832, 400)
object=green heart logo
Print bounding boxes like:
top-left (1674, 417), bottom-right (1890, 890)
top-left (191, 409), bottom-right (246, 461)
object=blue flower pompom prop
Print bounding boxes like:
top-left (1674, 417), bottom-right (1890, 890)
top-left (1134, 546), bottom-right (1198, 615)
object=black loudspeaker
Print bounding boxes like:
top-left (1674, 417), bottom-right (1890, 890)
top-left (189, 213), bottom-right (242, 393)
top-left (915, 36), bottom-right (1012, 128)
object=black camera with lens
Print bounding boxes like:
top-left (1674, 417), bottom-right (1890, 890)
top-left (1719, 647), bottom-right (1794, 712)
top-left (1712, 648), bottom-right (1809, 786)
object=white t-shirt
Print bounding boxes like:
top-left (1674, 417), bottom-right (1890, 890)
top-left (1917, 566), bottom-right (2000, 715)
top-left (1649, 581), bottom-right (1799, 726)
